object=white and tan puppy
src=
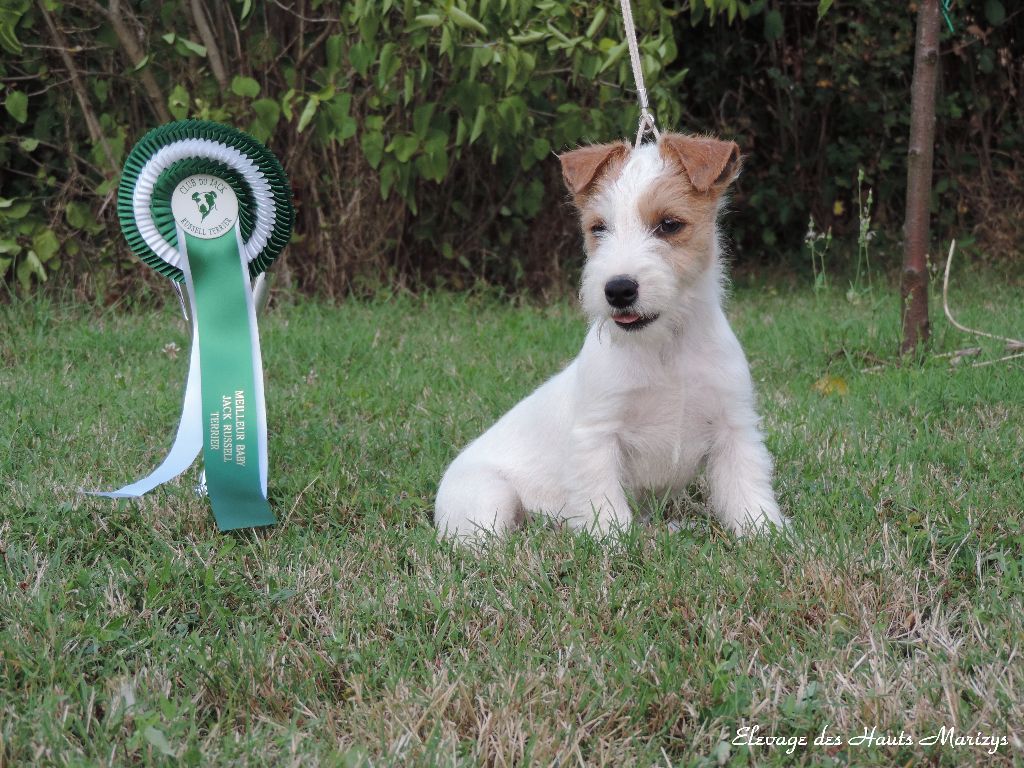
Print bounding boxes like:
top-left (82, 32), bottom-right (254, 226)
top-left (435, 133), bottom-right (785, 542)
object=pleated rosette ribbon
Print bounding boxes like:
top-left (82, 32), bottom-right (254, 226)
top-left (88, 120), bottom-right (293, 531)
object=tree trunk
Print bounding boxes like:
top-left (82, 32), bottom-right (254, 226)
top-left (900, 0), bottom-right (941, 355)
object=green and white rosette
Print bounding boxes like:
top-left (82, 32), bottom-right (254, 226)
top-left (89, 120), bottom-right (293, 531)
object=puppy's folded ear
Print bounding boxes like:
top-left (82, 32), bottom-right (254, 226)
top-left (658, 134), bottom-right (742, 194)
top-left (558, 142), bottom-right (630, 199)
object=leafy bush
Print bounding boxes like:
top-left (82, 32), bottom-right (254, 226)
top-left (677, 0), bottom-right (1024, 264)
top-left (1, 0), bottom-right (1020, 297)
top-left (1, 0), bottom-right (687, 295)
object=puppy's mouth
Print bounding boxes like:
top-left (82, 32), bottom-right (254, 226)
top-left (611, 311), bottom-right (659, 331)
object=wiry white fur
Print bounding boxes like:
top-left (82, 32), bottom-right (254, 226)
top-left (435, 142), bottom-right (785, 541)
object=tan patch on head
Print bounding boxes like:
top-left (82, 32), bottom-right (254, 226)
top-left (637, 170), bottom-right (721, 278)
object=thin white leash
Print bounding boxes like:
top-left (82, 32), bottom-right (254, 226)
top-left (619, 0), bottom-right (661, 148)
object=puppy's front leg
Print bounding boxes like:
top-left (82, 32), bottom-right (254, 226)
top-left (706, 418), bottom-right (786, 535)
top-left (563, 425), bottom-right (632, 537)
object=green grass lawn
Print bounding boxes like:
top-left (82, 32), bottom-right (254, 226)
top-left (2, 271), bottom-right (1023, 766)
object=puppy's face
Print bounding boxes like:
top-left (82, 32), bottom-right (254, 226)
top-left (559, 134), bottom-right (741, 341)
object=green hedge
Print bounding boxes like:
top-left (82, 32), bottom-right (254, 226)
top-left (1, 1), bottom-right (1020, 296)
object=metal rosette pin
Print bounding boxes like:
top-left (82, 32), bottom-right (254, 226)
top-left (92, 120), bottom-right (294, 531)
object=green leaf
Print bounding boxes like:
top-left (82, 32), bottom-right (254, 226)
top-left (0, 13), bottom-right (23, 55)
top-left (598, 40), bottom-right (627, 74)
top-left (349, 42), bottom-right (374, 77)
top-left (280, 88), bottom-right (296, 121)
top-left (412, 13), bottom-right (443, 28)
top-left (252, 98), bottom-right (280, 127)
top-left (816, 0), bottom-right (834, 19)
top-left (168, 84), bottom-right (189, 120)
top-left (32, 229), bottom-right (59, 262)
top-left (19, 137), bottom-right (39, 152)
top-left (380, 159), bottom-right (399, 199)
top-left (469, 105), bottom-right (486, 144)
top-left (5, 89), bottom-right (27, 123)
top-left (412, 103), bottom-right (435, 139)
top-left (316, 83), bottom-right (336, 102)
top-left (250, 98), bottom-right (280, 142)
top-left (17, 250), bottom-right (46, 290)
top-left (764, 10), bottom-right (783, 41)
top-left (0, 257), bottom-right (11, 279)
top-left (178, 37), bottom-right (207, 57)
top-left (66, 201), bottom-right (103, 233)
top-left (378, 42), bottom-right (401, 85)
top-left (416, 142), bottom-right (448, 183)
top-left (984, 0), bottom-right (1005, 25)
top-left (325, 34), bottom-right (344, 73)
top-left (231, 76), bottom-right (260, 98)
top-left (388, 133), bottom-right (419, 163)
top-left (0, 200), bottom-right (32, 219)
top-left (361, 131), bottom-right (385, 169)
top-left (439, 24), bottom-right (453, 58)
top-left (297, 96), bottom-right (319, 133)
top-left (322, 93), bottom-right (356, 142)
top-left (143, 726), bottom-right (175, 757)
top-left (510, 30), bottom-right (547, 44)
top-left (335, 116), bottom-right (357, 141)
top-left (585, 7), bottom-right (607, 38)
top-left (448, 7), bottom-right (487, 35)
top-left (132, 54), bottom-right (150, 71)
top-left (0, 238), bottom-right (21, 255)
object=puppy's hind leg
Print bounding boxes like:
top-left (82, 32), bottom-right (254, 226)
top-left (434, 462), bottom-right (523, 543)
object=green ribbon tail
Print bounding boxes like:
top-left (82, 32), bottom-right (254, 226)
top-left (181, 224), bottom-right (274, 531)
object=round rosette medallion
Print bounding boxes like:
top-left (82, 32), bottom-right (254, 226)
top-left (118, 119), bottom-right (293, 281)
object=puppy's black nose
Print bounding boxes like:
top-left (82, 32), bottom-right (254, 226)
top-left (604, 276), bottom-right (638, 308)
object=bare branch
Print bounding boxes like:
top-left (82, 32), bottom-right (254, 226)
top-left (103, 0), bottom-right (172, 123)
top-left (190, 0), bottom-right (229, 90)
top-left (270, 0), bottom-right (336, 23)
top-left (37, 0), bottom-right (117, 176)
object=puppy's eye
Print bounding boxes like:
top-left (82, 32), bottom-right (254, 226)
top-left (589, 222), bottom-right (607, 236)
top-left (655, 218), bottom-right (684, 236)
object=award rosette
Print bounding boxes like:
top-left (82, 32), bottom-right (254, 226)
top-left (89, 120), bottom-right (293, 531)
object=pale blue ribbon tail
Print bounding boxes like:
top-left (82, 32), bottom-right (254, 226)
top-left (84, 324), bottom-right (204, 498)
